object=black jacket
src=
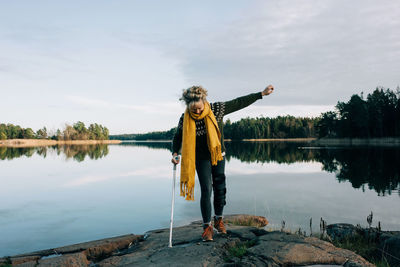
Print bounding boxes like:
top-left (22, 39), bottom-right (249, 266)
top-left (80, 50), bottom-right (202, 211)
top-left (172, 92), bottom-right (263, 158)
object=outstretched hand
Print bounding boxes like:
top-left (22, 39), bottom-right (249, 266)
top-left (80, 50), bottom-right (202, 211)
top-left (262, 85), bottom-right (274, 96)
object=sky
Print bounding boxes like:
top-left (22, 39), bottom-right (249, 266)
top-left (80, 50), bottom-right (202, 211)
top-left (1, 0), bottom-right (399, 134)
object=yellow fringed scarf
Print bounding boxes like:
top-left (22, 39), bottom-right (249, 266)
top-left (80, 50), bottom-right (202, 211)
top-left (180, 101), bottom-right (223, 201)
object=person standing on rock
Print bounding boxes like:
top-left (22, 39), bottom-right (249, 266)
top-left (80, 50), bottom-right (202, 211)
top-left (171, 84), bottom-right (274, 241)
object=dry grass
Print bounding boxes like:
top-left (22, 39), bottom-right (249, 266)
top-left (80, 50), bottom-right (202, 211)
top-left (0, 139), bottom-right (121, 148)
top-left (225, 215), bottom-right (269, 228)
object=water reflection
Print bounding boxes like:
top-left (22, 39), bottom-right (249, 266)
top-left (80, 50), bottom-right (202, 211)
top-left (0, 144), bottom-right (109, 162)
top-left (119, 141), bottom-right (171, 150)
top-left (224, 141), bottom-right (317, 163)
top-left (1, 141), bottom-right (400, 257)
top-left (2, 141), bottom-right (399, 196)
top-left (316, 147), bottom-right (400, 197)
top-left (124, 141), bottom-right (400, 197)
top-left (121, 140), bottom-right (317, 163)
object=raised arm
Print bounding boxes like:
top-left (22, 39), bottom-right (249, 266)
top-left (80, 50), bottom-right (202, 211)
top-left (221, 85), bottom-right (274, 116)
top-left (223, 92), bottom-right (263, 116)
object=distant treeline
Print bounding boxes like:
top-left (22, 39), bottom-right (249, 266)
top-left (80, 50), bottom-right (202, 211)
top-left (110, 128), bottom-right (176, 141)
top-left (0, 121), bottom-right (109, 140)
top-left (224, 116), bottom-right (318, 139)
top-left (110, 116), bottom-right (319, 141)
top-left (317, 87), bottom-right (400, 138)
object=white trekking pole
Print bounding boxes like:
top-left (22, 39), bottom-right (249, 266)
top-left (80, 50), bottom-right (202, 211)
top-left (169, 156), bottom-right (179, 248)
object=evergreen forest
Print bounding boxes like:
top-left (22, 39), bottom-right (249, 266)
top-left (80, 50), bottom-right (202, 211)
top-left (317, 87), bottom-right (400, 138)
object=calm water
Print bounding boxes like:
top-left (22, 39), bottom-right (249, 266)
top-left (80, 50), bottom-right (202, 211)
top-left (1, 142), bottom-right (399, 256)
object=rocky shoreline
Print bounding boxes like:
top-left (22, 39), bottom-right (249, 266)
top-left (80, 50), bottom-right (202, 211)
top-left (0, 139), bottom-right (121, 148)
top-left (1, 215), bottom-right (386, 267)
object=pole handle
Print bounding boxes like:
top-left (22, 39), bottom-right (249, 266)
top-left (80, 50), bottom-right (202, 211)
top-left (173, 156), bottom-right (179, 170)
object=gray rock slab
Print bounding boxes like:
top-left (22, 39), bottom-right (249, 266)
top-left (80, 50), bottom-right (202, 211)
top-left (97, 217), bottom-right (373, 267)
top-left (3, 215), bottom-right (375, 267)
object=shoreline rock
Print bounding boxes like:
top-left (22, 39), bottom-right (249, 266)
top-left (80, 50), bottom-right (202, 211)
top-left (1, 215), bottom-right (373, 267)
top-left (327, 223), bottom-right (400, 267)
top-left (311, 137), bottom-right (400, 146)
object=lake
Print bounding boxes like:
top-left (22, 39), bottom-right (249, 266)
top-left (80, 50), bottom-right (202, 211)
top-left (1, 142), bottom-right (399, 257)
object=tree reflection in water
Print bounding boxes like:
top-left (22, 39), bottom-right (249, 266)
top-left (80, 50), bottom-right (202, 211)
top-left (124, 141), bottom-right (400, 197)
top-left (0, 144), bottom-right (109, 162)
top-left (2, 141), bottom-right (399, 196)
top-left (316, 147), bottom-right (400, 197)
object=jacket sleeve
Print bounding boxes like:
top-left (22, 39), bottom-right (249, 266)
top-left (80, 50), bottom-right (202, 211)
top-left (171, 113), bottom-right (184, 155)
top-left (221, 92), bottom-right (263, 116)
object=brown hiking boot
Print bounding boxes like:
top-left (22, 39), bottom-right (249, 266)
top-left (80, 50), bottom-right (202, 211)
top-left (214, 216), bottom-right (227, 234)
top-left (202, 225), bottom-right (214, 241)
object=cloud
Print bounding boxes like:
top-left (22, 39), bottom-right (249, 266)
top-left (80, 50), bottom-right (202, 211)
top-left (66, 95), bottom-right (182, 115)
top-left (66, 95), bottom-right (111, 109)
top-left (130, 1), bottom-right (400, 106)
top-left (1, 1), bottom-right (399, 133)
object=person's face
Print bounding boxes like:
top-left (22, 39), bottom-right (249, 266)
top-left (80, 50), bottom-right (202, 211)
top-left (190, 100), bottom-right (204, 114)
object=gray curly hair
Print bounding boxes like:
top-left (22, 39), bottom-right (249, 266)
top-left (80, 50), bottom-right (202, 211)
top-left (179, 85), bottom-right (208, 107)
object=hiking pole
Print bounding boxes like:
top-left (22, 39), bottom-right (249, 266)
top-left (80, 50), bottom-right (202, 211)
top-left (169, 156), bottom-right (179, 248)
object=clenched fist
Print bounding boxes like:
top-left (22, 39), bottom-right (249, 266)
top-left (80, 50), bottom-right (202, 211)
top-left (262, 85), bottom-right (274, 96)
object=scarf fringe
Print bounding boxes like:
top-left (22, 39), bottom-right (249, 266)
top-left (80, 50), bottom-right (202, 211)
top-left (210, 144), bottom-right (223, 166)
top-left (180, 181), bottom-right (194, 201)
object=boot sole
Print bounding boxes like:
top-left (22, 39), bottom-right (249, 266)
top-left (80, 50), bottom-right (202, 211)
top-left (214, 227), bottom-right (227, 234)
top-left (202, 228), bottom-right (214, 241)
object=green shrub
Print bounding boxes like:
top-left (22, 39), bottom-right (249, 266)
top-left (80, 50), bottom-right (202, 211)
top-left (225, 240), bottom-right (257, 261)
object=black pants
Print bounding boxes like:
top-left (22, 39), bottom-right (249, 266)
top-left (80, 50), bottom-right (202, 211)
top-left (195, 157), bottom-right (226, 224)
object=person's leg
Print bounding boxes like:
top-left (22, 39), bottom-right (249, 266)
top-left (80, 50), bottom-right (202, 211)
top-left (211, 156), bottom-right (226, 217)
top-left (195, 159), bottom-right (212, 229)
